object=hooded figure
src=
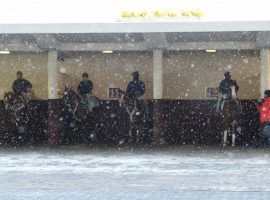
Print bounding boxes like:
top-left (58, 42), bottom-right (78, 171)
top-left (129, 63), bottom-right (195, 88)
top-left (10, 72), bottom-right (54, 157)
top-left (126, 71), bottom-right (145, 99)
top-left (219, 71), bottom-right (239, 96)
top-left (12, 71), bottom-right (32, 95)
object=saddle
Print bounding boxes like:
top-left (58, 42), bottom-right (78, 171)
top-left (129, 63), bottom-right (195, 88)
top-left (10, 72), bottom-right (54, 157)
top-left (216, 94), bottom-right (242, 113)
top-left (81, 94), bottom-right (100, 112)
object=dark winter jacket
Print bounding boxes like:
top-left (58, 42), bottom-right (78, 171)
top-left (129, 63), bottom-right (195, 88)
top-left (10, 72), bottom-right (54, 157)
top-left (12, 79), bottom-right (32, 95)
top-left (126, 79), bottom-right (145, 99)
top-left (77, 79), bottom-right (93, 95)
top-left (219, 78), bottom-right (239, 95)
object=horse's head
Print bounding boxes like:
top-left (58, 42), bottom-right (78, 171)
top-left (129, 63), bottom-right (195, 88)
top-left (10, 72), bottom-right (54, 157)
top-left (118, 89), bottom-right (125, 107)
top-left (231, 86), bottom-right (237, 99)
top-left (119, 90), bottom-right (136, 108)
top-left (4, 92), bottom-right (16, 110)
top-left (3, 91), bottom-right (26, 126)
top-left (62, 87), bottom-right (77, 102)
top-left (61, 88), bottom-right (90, 121)
top-left (3, 91), bottom-right (10, 102)
top-left (61, 88), bottom-right (82, 112)
top-left (64, 85), bottom-right (71, 93)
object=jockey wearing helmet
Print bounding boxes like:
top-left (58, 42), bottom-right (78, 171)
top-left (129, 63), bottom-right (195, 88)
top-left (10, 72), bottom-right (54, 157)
top-left (216, 71), bottom-right (239, 112)
top-left (77, 73), bottom-right (93, 96)
top-left (219, 71), bottom-right (239, 98)
top-left (125, 71), bottom-right (145, 111)
top-left (12, 71), bottom-right (32, 96)
top-left (126, 71), bottom-right (145, 100)
top-left (77, 72), bottom-right (94, 112)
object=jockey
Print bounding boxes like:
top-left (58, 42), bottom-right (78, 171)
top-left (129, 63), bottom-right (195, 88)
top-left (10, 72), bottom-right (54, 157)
top-left (216, 71), bottom-right (239, 112)
top-left (77, 73), bottom-right (93, 96)
top-left (219, 71), bottom-right (239, 97)
top-left (12, 71), bottom-right (32, 96)
top-left (126, 71), bottom-right (145, 111)
top-left (126, 71), bottom-right (145, 100)
top-left (77, 73), bottom-right (93, 111)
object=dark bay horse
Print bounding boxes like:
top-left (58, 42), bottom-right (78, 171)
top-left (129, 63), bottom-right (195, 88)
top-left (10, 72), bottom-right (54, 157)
top-left (118, 90), bottom-right (151, 145)
top-left (3, 91), bottom-right (33, 143)
top-left (61, 87), bottom-right (100, 144)
top-left (217, 86), bottom-right (242, 147)
top-left (62, 88), bottom-right (87, 122)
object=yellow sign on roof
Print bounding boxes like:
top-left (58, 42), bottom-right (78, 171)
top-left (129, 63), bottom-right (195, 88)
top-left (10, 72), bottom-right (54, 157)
top-left (121, 10), bottom-right (204, 18)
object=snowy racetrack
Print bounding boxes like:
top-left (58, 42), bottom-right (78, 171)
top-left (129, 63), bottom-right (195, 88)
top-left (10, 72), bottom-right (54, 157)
top-left (0, 147), bottom-right (270, 200)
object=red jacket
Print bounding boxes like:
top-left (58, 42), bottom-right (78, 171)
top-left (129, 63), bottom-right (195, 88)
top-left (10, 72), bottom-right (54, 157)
top-left (257, 97), bottom-right (270, 123)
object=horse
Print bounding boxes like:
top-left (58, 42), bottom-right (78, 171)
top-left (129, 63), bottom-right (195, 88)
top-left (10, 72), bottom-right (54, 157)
top-left (216, 86), bottom-right (242, 147)
top-left (61, 87), bottom-right (100, 144)
top-left (118, 90), bottom-right (151, 145)
top-left (3, 91), bottom-right (33, 144)
top-left (62, 88), bottom-right (86, 122)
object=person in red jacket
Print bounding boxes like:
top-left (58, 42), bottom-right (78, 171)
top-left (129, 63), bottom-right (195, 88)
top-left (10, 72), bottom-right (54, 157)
top-left (257, 90), bottom-right (270, 124)
top-left (257, 90), bottom-right (270, 140)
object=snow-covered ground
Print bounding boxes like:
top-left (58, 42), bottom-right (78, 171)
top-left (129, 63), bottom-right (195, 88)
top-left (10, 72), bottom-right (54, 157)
top-left (0, 146), bottom-right (270, 200)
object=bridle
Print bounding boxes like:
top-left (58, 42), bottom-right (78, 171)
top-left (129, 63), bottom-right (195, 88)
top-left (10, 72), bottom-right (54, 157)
top-left (63, 92), bottom-right (81, 122)
top-left (126, 100), bottom-right (137, 122)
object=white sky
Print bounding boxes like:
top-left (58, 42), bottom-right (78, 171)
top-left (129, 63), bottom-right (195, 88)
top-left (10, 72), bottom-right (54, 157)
top-left (0, 0), bottom-right (269, 23)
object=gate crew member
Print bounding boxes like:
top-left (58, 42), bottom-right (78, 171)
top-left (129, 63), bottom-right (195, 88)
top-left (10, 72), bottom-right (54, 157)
top-left (257, 90), bottom-right (270, 141)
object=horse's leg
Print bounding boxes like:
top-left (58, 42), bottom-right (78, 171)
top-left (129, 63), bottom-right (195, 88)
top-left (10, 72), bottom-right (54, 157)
top-left (128, 122), bottom-right (134, 145)
top-left (126, 102), bottom-right (137, 145)
top-left (223, 109), bottom-right (228, 147)
top-left (133, 101), bottom-right (141, 144)
top-left (223, 130), bottom-right (228, 147)
top-left (137, 100), bottom-right (146, 144)
top-left (231, 111), bottom-right (237, 147)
